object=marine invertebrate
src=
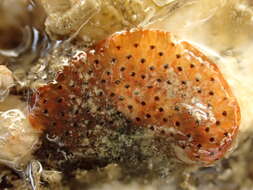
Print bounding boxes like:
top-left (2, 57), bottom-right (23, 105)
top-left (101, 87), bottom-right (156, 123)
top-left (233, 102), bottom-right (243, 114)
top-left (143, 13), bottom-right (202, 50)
top-left (0, 96), bottom-right (40, 168)
top-left (29, 30), bottom-right (240, 165)
top-left (0, 65), bottom-right (14, 102)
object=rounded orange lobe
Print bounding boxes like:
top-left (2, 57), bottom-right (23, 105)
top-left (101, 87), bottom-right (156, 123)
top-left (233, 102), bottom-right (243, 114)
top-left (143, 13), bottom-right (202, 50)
top-left (87, 30), bottom-right (240, 164)
top-left (29, 30), bottom-right (240, 165)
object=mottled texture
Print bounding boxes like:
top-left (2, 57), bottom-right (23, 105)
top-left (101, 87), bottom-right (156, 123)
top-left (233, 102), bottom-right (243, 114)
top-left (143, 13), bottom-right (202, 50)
top-left (29, 30), bottom-right (240, 165)
top-left (88, 30), bottom-right (240, 164)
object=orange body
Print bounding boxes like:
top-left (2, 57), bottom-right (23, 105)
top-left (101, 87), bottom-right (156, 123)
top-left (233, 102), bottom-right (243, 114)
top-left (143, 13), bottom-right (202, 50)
top-left (29, 30), bottom-right (240, 165)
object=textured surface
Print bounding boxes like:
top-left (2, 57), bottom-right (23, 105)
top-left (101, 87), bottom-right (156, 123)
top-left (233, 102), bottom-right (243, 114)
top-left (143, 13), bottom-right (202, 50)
top-left (29, 30), bottom-right (240, 165)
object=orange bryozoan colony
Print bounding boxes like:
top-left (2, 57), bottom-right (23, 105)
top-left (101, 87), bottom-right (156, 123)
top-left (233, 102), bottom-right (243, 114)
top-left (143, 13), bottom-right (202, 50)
top-left (29, 30), bottom-right (240, 165)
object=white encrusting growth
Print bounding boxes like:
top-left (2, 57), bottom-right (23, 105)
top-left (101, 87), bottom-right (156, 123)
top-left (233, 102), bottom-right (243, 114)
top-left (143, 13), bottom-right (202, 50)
top-left (38, 0), bottom-right (101, 38)
top-left (0, 65), bottom-right (14, 102)
top-left (0, 96), bottom-right (40, 168)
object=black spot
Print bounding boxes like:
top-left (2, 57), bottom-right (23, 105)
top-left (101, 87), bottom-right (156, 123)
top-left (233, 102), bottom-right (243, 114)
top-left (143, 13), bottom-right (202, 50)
top-left (116, 46), bottom-right (121, 50)
top-left (197, 144), bottom-right (202, 148)
top-left (209, 91), bottom-right (214, 96)
top-left (197, 90), bottom-right (202, 94)
top-left (159, 108), bottom-right (164, 112)
top-left (126, 55), bottom-right (132, 59)
top-left (43, 109), bottom-right (48, 114)
top-left (150, 45), bottom-right (155, 49)
top-left (224, 132), bottom-right (229, 137)
top-left (187, 134), bottom-right (191, 138)
top-left (136, 117), bottom-right (141, 122)
top-left (196, 78), bottom-right (200, 82)
top-left (99, 120), bottom-right (104, 125)
top-left (70, 82), bottom-right (75, 88)
top-left (157, 78), bottom-right (162, 83)
top-left (195, 120), bottom-right (200, 125)
top-left (101, 79), bottom-right (106, 83)
top-left (141, 75), bottom-right (146, 79)
top-left (111, 58), bottom-right (117, 63)
top-left (154, 96), bottom-right (160, 101)
top-left (134, 43), bottom-right (139, 48)
top-left (181, 81), bottom-right (186, 85)
top-left (164, 64), bottom-right (169, 69)
top-left (190, 64), bottom-right (195, 68)
top-left (209, 137), bottom-right (215, 142)
top-left (210, 77), bottom-right (215, 81)
top-left (141, 101), bottom-right (146, 106)
top-left (140, 58), bottom-right (146, 64)
top-left (177, 66), bottom-right (183, 72)
top-left (115, 80), bottom-right (121, 85)
top-left (150, 126), bottom-right (155, 130)
top-left (158, 52), bottom-right (164, 56)
top-left (147, 85), bottom-right (153, 89)
top-left (167, 80), bottom-right (172, 85)
top-left (205, 127), bottom-right (210, 132)
top-left (128, 105), bottom-right (133, 110)
top-left (88, 70), bottom-right (93, 75)
top-left (119, 96), bottom-right (124, 101)
top-left (163, 118), bottom-right (168, 122)
top-left (131, 72), bottom-right (136, 77)
top-left (176, 54), bottom-right (181, 59)
top-left (94, 59), bottom-right (99, 64)
top-left (52, 122), bottom-right (57, 126)
top-left (149, 66), bottom-right (155, 71)
top-left (58, 85), bottom-right (63, 90)
top-left (74, 110), bottom-right (79, 115)
top-left (125, 84), bottom-right (130, 89)
top-left (106, 71), bottom-right (111, 75)
top-left (43, 99), bottom-right (47, 104)
top-left (146, 114), bottom-right (151, 118)
top-left (57, 98), bottom-right (63, 103)
top-left (120, 67), bottom-right (126, 72)
top-left (175, 121), bottom-right (180, 126)
top-left (110, 93), bottom-right (115, 97)
top-left (222, 111), bottom-right (227, 116)
top-left (216, 121), bottom-right (221, 126)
